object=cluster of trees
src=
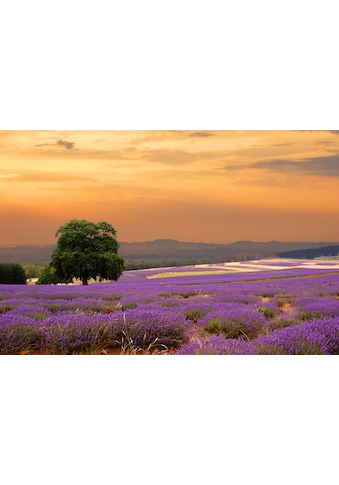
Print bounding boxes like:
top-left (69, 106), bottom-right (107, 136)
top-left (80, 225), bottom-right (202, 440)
top-left (22, 262), bottom-right (48, 279)
top-left (37, 220), bottom-right (124, 285)
top-left (0, 263), bottom-right (27, 284)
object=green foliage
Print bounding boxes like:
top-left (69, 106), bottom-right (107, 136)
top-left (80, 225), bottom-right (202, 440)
top-left (256, 306), bottom-right (276, 319)
top-left (102, 295), bottom-right (122, 301)
top-left (0, 304), bottom-right (15, 314)
top-left (299, 311), bottom-right (313, 321)
top-left (269, 318), bottom-right (297, 331)
top-left (205, 317), bottom-right (238, 337)
top-left (49, 219), bottom-right (124, 285)
top-left (0, 263), bottom-right (27, 284)
top-left (186, 308), bottom-right (203, 323)
top-left (36, 264), bottom-right (72, 285)
top-left (258, 292), bottom-right (274, 298)
top-left (22, 262), bottom-right (48, 279)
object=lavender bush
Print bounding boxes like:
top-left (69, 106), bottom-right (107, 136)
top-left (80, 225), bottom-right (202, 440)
top-left (200, 304), bottom-right (267, 339)
top-left (178, 336), bottom-right (254, 355)
top-left (0, 314), bottom-right (41, 354)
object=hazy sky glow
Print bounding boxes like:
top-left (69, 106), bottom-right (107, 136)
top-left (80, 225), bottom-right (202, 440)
top-left (1, 130), bottom-right (339, 245)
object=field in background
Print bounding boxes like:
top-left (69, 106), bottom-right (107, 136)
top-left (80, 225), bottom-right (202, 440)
top-left (123, 258), bottom-right (339, 280)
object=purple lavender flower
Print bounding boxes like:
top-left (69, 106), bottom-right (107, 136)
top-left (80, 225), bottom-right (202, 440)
top-left (0, 314), bottom-right (41, 354)
top-left (293, 298), bottom-right (339, 321)
top-left (252, 317), bottom-right (339, 355)
top-left (106, 308), bottom-right (187, 349)
top-left (179, 336), bottom-right (254, 355)
top-left (200, 303), bottom-right (267, 339)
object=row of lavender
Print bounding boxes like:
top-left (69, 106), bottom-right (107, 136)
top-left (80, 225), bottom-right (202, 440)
top-left (1, 268), bottom-right (339, 354)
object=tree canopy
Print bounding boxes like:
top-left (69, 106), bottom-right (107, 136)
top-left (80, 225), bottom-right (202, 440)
top-left (0, 263), bottom-right (27, 284)
top-left (50, 219), bottom-right (124, 285)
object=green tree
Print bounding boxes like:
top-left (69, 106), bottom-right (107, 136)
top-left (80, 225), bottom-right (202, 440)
top-left (0, 263), bottom-right (27, 284)
top-left (36, 263), bottom-right (72, 285)
top-left (50, 219), bottom-right (124, 285)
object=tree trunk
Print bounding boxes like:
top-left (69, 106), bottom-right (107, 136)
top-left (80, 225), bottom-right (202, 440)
top-left (82, 276), bottom-right (88, 285)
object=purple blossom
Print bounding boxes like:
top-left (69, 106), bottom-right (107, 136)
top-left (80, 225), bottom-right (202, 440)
top-left (0, 314), bottom-right (41, 354)
top-left (252, 317), bottom-right (339, 355)
top-left (292, 298), bottom-right (339, 321)
top-left (199, 303), bottom-right (267, 339)
top-left (178, 336), bottom-right (254, 355)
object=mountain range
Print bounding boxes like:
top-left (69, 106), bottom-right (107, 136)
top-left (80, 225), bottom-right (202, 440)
top-left (1, 239), bottom-right (339, 263)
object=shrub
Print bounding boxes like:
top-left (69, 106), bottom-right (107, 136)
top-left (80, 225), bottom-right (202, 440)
top-left (179, 336), bottom-right (254, 355)
top-left (255, 301), bottom-right (280, 319)
top-left (269, 318), bottom-right (298, 331)
top-left (106, 309), bottom-right (187, 350)
top-left (36, 264), bottom-right (72, 284)
top-left (40, 314), bottom-right (104, 354)
top-left (255, 319), bottom-right (339, 355)
top-left (0, 315), bottom-right (41, 354)
top-left (0, 263), bottom-right (26, 284)
top-left (293, 298), bottom-right (339, 321)
top-left (201, 304), bottom-right (266, 339)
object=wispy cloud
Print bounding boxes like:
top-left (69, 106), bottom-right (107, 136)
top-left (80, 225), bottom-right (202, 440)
top-left (297, 130), bottom-right (339, 136)
top-left (304, 155), bottom-right (339, 175)
top-left (251, 159), bottom-right (299, 170)
top-left (271, 143), bottom-right (294, 147)
top-left (189, 131), bottom-right (214, 138)
top-left (35, 139), bottom-right (76, 150)
top-left (224, 154), bottom-right (339, 176)
top-left (57, 139), bottom-right (74, 150)
top-left (142, 148), bottom-right (232, 165)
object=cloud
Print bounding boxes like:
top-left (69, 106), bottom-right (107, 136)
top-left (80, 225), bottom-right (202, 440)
top-left (296, 130), bottom-right (339, 136)
top-left (304, 155), bottom-right (339, 175)
top-left (189, 131), bottom-right (214, 138)
top-left (142, 148), bottom-right (233, 165)
top-left (224, 154), bottom-right (339, 176)
top-left (57, 139), bottom-right (74, 150)
top-left (35, 143), bottom-right (56, 148)
top-left (250, 159), bottom-right (299, 170)
top-left (271, 143), bottom-right (294, 147)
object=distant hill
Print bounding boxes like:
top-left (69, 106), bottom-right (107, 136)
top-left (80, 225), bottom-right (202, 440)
top-left (277, 245), bottom-right (339, 259)
top-left (1, 240), bottom-right (339, 263)
top-left (0, 245), bottom-right (58, 263)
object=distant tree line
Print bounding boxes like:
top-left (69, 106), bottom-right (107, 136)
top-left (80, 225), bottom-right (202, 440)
top-left (123, 258), bottom-right (212, 270)
top-left (0, 263), bottom-right (27, 284)
top-left (23, 256), bottom-right (266, 282)
top-left (277, 245), bottom-right (339, 259)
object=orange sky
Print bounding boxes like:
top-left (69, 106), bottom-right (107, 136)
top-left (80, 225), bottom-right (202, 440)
top-left (1, 130), bottom-right (339, 246)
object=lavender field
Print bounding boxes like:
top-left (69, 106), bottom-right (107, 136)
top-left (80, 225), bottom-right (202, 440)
top-left (1, 260), bottom-right (339, 355)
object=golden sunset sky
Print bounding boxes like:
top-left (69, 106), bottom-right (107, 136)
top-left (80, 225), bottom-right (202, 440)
top-left (1, 130), bottom-right (339, 246)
